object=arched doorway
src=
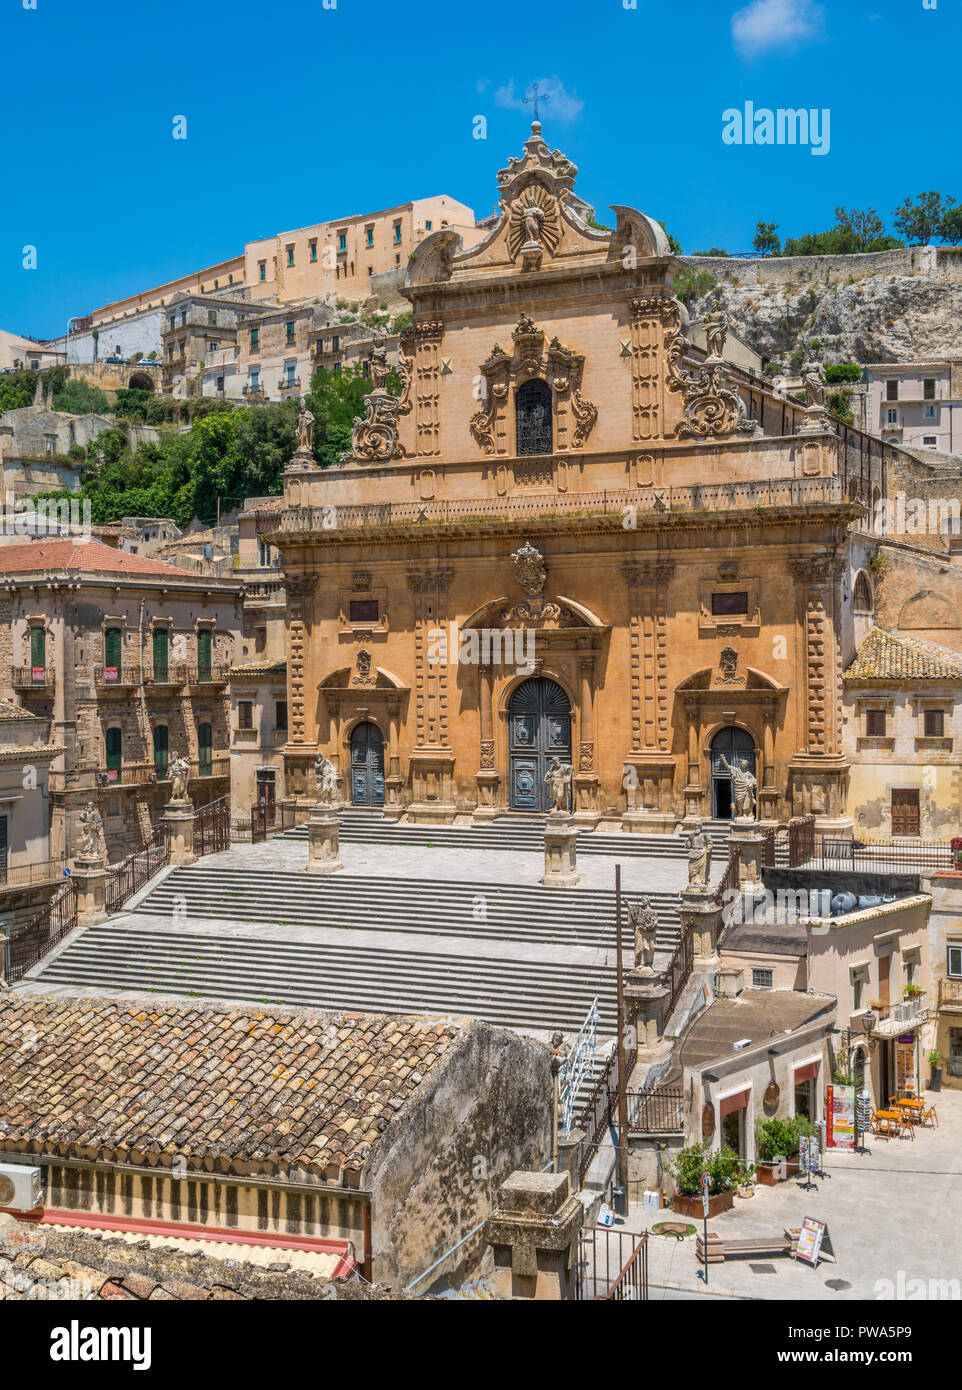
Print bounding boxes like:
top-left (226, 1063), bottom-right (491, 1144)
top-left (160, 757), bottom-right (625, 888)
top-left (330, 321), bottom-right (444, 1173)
top-left (508, 677), bottom-right (571, 812)
top-left (350, 722), bottom-right (384, 806)
top-left (128, 370), bottom-right (155, 392)
top-left (515, 379), bottom-right (552, 456)
top-left (710, 726), bottom-right (756, 820)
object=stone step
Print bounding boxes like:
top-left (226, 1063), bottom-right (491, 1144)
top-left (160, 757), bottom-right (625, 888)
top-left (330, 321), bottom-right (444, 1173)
top-left (282, 814), bottom-right (730, 860)
top-left (33, 925), bottom-right (623, 1035)
top-left (134, 868), bottom-right (685, 949)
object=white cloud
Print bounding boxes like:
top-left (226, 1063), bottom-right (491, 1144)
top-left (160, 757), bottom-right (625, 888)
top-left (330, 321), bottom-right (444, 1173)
top-left (731, 0), bottom-right (824, 58)
top-left (493, 77), bottom-right (583, 125)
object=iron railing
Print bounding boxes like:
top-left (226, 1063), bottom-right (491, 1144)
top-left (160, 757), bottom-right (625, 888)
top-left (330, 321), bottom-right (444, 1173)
top-left (939, 978), bottom-right (962, 1008)
top-left (713, 846), bottom-right (741, 907)
top-left (195, 796), bottom-right (230, 856)
top-left (576, 1228), bottom-right (649, 1301)
top-left (95, 666), bottom-right (143, 688)
top-left (5, 879), bottom-right (78, 984)
top-left (663, 926), bottom-right (694, 1026)
top-left (795, 835), bottom-right (951, 874)
top-left (558, 998), bottom-right (600, 1139)
top-left (104, 830), bottom-right (170, 915)
top-left (10, 665), bottom-right (55, 689)
top-left (0, 858), bottom-right (68, 889)
top-left (787, 815), bottom-right (816, 867)
top-left (626, 1085), bottom-right (686, 1134)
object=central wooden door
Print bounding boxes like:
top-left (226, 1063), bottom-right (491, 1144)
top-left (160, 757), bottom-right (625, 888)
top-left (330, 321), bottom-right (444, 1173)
top-left (891, 788), bottom-right (920, 837)
top-left (508, 677), bottom-right (571, 813)
top-left (350, 722), bottom-right (385, 806)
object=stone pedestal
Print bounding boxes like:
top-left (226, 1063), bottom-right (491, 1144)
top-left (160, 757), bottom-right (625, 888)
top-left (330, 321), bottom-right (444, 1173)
top-left (305, 804), bottom-right (343, 875)
top-left (557, 1128), bottom-right (586, 1192)
top-left (162, 800), bottom-right (196, 868)
top-left (382, 776), bottom-right (405, 821)
top-left (472, 771), bottom-right (501, 822)
top-left (679, 885), bottom-right (723, 972)
top-left (541, 812), bottom-right (581, 888)
top-left (72, 856), bottom-right (108, 927)
top-left (797, 407), bottom-right (836, 436)
top-left (625, 973), bottom-right (671, 1058)
top-left (485, 1171), bottom-right (584, 1300)
top-left (729, 819), bottom-right (766, 893)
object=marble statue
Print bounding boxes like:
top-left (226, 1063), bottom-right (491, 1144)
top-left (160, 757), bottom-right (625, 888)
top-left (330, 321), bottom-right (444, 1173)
top-left (803, 359), bottom-right (827, 410)
top-left (169, 752), bottom-right (191, 802)
top-left (544, 757), bottom-right (573, 814)
top-left (78, 801), bottom-right (105, 861)
top-left (704, 309), bottom-right (727, 360)
top-left (720, 755), bottom-right (757, 820)
top-left (314, 751), bottom-right (338, 805)
top-left (628, 896), bottom-right (659, 971)
top-left (295, 404), bottom-right (315, 453)
top-left (685, 821), bottom-right (712, 887)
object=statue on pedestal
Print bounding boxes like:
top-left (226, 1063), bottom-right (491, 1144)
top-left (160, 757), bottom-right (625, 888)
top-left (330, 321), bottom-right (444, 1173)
top-left (313, 751), bottom-right (338, 806)
top-left (544, 757), bottom-right (573, 814)
top-left (295, 403), bottom-right (315, 454)
top-left (803, 359), bottom-right (827, 409)
top-left (78, 801), bottom-right (105, 861)
top-left (720, 755), bottom-right (757, 820)
top-left (628, 896), bottom-right (659, 973)
top-left (684, 821), bottom-right (712, 887)
top-left (169, 753), bottom-right (191, 803)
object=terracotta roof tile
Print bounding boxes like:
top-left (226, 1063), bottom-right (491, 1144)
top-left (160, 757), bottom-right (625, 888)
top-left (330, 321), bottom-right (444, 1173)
top-left (844, 625), bottom-right (962, 682)
top-left (0, 538), bottom-right (225, 581)
top-left (0, 995), bottom-right (461, 1180)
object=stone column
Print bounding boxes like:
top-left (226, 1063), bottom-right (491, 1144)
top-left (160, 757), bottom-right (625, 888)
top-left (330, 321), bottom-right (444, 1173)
top-left (572, 655), bottom-right (600, 827)
top-left (759, 699), bottom-right (778, 825)
top-left (542, 812), bottom-right (581, 888)
top-left (473, 664), bottom-right (500, 821)
top-left (73, 856), bottom-right (109, 926)
top-left (162, 800), bottom-right (197, 867)
top-left (683, 700), bottom-right (704, 826)
top-left (305, 803), bottom-right (343, 875)
top-left (680, 885), bottom-right (723, 973)
top-left (383, 701), bottom-right (404, 821)
top-left (557, 1128), bottom-right (586, 1192)
top-left (284, 574), bottom-right (319, 809)
top-left (484, 1171), bottom-right (584, 1301)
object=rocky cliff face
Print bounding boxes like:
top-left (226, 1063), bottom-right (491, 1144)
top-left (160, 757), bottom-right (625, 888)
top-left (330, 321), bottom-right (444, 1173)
top-left (688, 269), bottom-right (962, 366)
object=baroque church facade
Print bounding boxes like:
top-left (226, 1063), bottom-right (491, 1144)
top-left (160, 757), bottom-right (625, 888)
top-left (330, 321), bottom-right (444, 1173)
top-left (256, 123), bottom-right (887, 832)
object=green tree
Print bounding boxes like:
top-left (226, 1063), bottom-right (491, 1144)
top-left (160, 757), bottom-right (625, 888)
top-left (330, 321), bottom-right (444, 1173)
top-left (305, 364), bottom-right (400, 466)
top-left (672, 267), bottom-right (717, 306)
top-left (893, 191), bottom-right (954, 245)
top-left (940, 205), bottom-right (962, 246)
top-left (752, 222), bottom-right (780, 256)
top-left (834, 206), bottom-right (885, 251)
top-left (52, 378), bottom-right (111, 415)
top-left (0, 369), bottom-right (37, 413)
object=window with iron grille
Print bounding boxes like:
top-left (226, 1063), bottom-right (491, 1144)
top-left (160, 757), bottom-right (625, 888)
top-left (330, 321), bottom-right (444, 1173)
top-left (515, 379), bottom-right (552, 456)
top-left (752, 968), bottom-right (774, 990)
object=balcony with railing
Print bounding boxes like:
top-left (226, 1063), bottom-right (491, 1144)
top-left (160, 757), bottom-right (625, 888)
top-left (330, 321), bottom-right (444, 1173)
top-left (872, 993), bottom-right (929, 1037)
top-left (95, 665), bottom-right (142, 690)
top-left (277, 376), bottom-right (302, 392)
top-left (938, 978), bottom-right (962, 1011)
top-left (11, 666), bottom-right (55, 691)
top-left (143, 663), bottom-right (187, 689)
top-left (186, 664), bottom-right (230, 688)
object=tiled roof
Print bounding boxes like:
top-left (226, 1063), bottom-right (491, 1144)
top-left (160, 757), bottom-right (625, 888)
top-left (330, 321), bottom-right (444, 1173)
top-left (228, 659), bottom-right (287, 678)
top-left (0, 994), bottom-right (461, 1181)
top-left (0, 538), bottom-right (225, 581)
top-left (844, 625), bottom-right (962, 682)
top-left (0, 699), bottom-right (35, 721)
top-left (0, 1216), bottom-right (359, 1301)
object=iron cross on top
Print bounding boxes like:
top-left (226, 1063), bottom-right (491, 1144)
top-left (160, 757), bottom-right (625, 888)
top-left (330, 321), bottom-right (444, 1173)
top-left (523, 82), bottom-right (550, 122)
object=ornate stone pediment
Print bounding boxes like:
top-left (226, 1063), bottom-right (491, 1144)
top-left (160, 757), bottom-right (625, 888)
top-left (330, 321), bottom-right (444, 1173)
top-left (341, 337), bottom-right (407, 463)
top-left (664, 309), bottom-right (762, 441)
top-left (469, 315), bottom-right (597, 455)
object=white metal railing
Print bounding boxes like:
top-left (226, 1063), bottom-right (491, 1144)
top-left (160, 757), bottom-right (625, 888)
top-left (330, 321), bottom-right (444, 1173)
top-left (873, 994), bottom-right (928, 1037)
top-left (558, 997), bottom-right (600, 1138)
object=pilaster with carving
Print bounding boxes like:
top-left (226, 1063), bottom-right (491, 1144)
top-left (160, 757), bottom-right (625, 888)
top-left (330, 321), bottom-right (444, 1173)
top-left (414, 319), bottom-right (444, 457)
top-left (284, 573), bottom-right (318, 802)
top-left (627, 294), bottom-right (673, 441)
top-left (406, 567), bottom-right (457, 820)
top-left (622, 561), bottom-right (676, 832)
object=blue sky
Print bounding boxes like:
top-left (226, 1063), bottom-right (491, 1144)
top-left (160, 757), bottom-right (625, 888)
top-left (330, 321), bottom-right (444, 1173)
top-left (3, 0), bottom-right (959, 339)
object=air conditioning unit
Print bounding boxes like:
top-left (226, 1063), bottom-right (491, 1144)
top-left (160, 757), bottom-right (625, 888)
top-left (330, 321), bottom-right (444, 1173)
top-left (0, 1163), bottom-right (43, 1213)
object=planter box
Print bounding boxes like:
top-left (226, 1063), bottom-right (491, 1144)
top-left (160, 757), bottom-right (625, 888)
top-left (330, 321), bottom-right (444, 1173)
top-left (672, 1188), bottom-right (734, 1219)
top-left (754, 1160), bottom-right (800, 1186)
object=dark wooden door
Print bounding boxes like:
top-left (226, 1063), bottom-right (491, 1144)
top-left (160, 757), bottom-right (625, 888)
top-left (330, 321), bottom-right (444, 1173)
top-left (891, 788), bottom-right (920, 837)
top-left (350, 723), bottom-right (384, 806)
top-left (508, 678), bottom-right (571, 812)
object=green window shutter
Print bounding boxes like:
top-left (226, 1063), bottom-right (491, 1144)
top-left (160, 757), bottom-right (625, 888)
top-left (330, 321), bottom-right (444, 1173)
top-left (30, 627), bottom-right (46, 676)
top-left (153, 725), bottom-right (169, 776)
top-left (198, 722), bottom-right (212, 777)
top-left (152, 629), bottom-right (168, 681)
top-left (104, 627), bottom-right (122, 675)
top-left (197, 630), bottom-right (212, 680)
top-left (105, 727), bottom-right (122, 778)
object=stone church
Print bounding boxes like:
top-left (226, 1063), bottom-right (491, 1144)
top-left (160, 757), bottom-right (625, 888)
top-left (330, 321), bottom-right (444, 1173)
top-left (255, 123), bottom-right (888, 833)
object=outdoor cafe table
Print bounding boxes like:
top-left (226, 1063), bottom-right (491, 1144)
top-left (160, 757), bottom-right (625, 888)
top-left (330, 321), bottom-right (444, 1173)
top-left (897, 1097), bottom-right (925, 1121)
top-left (874, 1110), bottom-right (904, 1138)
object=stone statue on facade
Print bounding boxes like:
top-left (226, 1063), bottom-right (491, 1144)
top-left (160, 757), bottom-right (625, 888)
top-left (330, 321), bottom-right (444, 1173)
top-left (169, 752), bottom-right (191, 803)
top-left (78, 801), bottom-right (105, 862)
top-left (520, 190), bottom-right (546, 247)
top-left (544, 757), bottom-right (573, 815)
top-left (720, 755), bottom-right (757, 821)
top-left (313, 751), bottom-right (338, 805)
top-left (369, 339), bottom-right (390, 392)
top-left (704, 309), bottom-right (727, 360)
top-left (295, 404), bottom-right (315, 455)
top-left (511, 540), bottom-right (547, 598)
top-left (628, 896), bottom-right (659, 973)
top-left (684, 821), bottom-right (712, 888)
top-left (803, 359), bottom-right (827, 410)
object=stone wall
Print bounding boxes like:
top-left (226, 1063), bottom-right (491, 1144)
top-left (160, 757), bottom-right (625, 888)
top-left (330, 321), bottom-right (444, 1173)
top-left (683, 245), bottom-right (962, 288)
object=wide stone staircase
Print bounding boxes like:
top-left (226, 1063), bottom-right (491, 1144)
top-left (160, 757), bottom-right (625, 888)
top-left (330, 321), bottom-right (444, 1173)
top-left (283, 810), bottom-right (731, 861)
top-left (29, 863), bottom-right (690, 1036)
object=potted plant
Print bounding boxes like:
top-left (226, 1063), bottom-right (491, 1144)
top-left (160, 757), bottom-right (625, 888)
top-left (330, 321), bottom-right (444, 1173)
top-left (754, 1115), bottom-right (813, 1185)
top-left (951, 837), bottom-right (962, 871)
top-left (929, 1050), bottom-right (943, 1093)
top-left (904, 984), bottom-right (924, 1001)
top-left (665, 1142), bottom-right (739, 1218)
